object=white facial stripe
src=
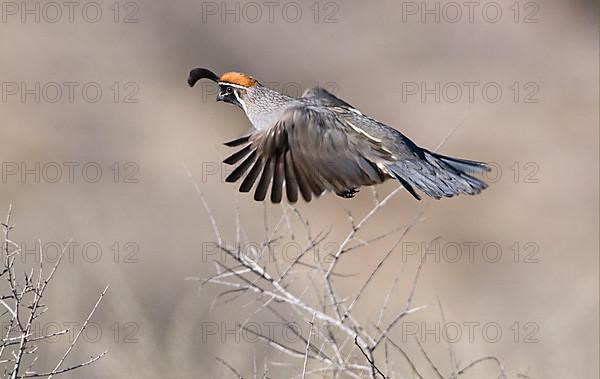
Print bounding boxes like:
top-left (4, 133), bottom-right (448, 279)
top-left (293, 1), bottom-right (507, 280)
top-left (233, 89), bottom-right (248, 114)
top-left (218, 82), bottom-right (248, 90)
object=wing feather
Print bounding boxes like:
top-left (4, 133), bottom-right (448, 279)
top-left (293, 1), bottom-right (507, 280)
top-left (284, 151), bottom-right (300, 203)
top-left (226, 150), bottom-right (257, 182)
top-left (240, 158), bottom-right (264, 192)
top-left (271, 153), bottom-right (285, 203)
top-left (222, 105), bottom-right (394, 203)
top-left (255, 158), bottom-right (275, 201)
top-left (224, 135), bottom-right (251, 147)
top-left (223, 144), bottom-right (252, 165)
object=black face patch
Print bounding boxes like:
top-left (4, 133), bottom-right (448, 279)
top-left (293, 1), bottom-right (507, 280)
top-left (218, 85), bottom-right (240, 106)
top-left (221, 85), bottom-right (234, 95)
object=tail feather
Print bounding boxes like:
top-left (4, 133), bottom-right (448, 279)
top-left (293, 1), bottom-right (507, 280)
top-left (389, 150), bottom-right (489, 199)
top-left (428, 151), bottom-right (490, 175)
top-left (395, 176), bottom-right (422, 200)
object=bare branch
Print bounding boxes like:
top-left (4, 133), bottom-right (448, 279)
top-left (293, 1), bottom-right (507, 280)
top-left (413, 336), bottom-right (444, 379)
top-left (354, 336), bottom-right (386, 379)
top-left (457, 356), bottom-right (507, 378)
top-left (216, 357), bottom-right (245, 379)
top-left (301, 313), bottom-right (316, 379)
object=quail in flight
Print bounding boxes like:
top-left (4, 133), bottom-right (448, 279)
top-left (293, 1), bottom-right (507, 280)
top-left (188, 68), bottom-right (490, 203)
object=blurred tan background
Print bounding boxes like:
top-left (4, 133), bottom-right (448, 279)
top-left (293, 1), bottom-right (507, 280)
top-left (0, 0), bottom-right (598, 377)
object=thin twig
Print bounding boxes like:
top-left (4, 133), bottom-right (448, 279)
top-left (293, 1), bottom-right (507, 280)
top-left (301, 313), bottom-right (316, 379)
top-left (216, 357), bottom-right (245, 379)
top-left (47, 284), bottom-right (110, 379)
top-left (354, 336), bottom-right (386, 379)
top-left (437, 296), bottom-right (459, 377)
top-left (456, 356), bottom-right (507, 378)
top-left (19, 352), bottom-right (108, 378)
top-left (413, 336), bottom-right (444, 379)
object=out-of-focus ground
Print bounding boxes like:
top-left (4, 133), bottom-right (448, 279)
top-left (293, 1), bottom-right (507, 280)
top-left (0, 0), bottom-right (598, 377)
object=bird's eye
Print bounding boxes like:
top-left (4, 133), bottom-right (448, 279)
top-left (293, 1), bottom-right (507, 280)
top-left (226, 86), bottom-right (233, 94)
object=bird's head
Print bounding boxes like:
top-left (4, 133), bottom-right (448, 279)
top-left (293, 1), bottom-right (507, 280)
top-left (188, 68), bottom-right (258, 109)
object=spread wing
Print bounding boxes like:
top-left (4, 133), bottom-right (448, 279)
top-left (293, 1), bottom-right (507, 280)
top-left (222, 106), bottom-right (395, 203)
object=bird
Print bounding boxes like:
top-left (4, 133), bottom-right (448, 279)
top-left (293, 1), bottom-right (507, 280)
top-left (188, 68), bottom-right (490, 204)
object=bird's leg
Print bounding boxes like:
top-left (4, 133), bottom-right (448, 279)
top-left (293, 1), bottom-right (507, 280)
top-left (336, 188), bottom-right (359, 198)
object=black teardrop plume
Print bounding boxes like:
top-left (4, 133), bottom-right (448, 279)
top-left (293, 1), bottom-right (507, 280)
top-left (188, 68), bottom-right (219, 87)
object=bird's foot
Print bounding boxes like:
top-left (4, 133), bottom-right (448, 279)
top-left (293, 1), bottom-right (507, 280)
top-left (336, 188), bottom-right (359, 198)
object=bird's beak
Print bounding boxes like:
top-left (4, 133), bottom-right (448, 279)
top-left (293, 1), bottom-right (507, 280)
top-left (216, 92), bottom-right (225, 102)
